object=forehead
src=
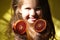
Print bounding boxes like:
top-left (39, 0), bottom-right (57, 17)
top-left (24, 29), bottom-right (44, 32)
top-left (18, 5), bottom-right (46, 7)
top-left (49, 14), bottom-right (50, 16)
top-left (23, 0), bottom-right (36, 4)
top-left (22, 0), bottom-right (40, 7)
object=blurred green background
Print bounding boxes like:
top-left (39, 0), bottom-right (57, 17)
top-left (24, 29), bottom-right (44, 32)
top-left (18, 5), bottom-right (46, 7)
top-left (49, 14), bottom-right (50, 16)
top-left (0, 0), bottom-right (60, 40)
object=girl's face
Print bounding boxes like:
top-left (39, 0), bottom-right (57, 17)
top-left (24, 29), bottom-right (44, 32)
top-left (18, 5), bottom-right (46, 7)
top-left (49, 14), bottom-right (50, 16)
top-left (18, 0), bottom-right (42, 24)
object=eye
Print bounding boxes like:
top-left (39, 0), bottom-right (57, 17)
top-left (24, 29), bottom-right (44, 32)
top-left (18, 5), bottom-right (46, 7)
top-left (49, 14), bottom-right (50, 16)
top-left (25, 7), bottom-right (31, 10)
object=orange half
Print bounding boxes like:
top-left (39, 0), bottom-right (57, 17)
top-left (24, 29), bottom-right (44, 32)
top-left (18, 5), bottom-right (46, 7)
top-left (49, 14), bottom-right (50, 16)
top-left (13, 20), bottom-right (27, 34)
top-left (34, 19), bottom-right (46, 32)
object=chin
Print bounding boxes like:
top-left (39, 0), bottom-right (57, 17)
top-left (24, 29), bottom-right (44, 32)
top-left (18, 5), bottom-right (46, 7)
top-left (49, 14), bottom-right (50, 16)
top-left (29, 22), bottom-right (34, 24)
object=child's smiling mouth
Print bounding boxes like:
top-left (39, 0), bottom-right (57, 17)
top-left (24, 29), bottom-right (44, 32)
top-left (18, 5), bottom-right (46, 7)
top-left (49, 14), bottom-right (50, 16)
top-left (28, 17), bottom-right (36, 23)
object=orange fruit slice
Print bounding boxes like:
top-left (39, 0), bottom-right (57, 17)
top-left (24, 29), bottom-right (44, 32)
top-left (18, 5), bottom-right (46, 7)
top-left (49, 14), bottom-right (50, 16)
top-left (34, 19), bottom-right (46, 32)
top-left (13, 20), bottom-right (26, 34)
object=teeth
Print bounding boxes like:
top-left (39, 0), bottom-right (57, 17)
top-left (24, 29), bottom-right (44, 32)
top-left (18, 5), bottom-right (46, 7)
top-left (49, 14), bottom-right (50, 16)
top-left (30, 18), bottom-right (36, 20)
top-left (29, 17), bottom-right (36, 19)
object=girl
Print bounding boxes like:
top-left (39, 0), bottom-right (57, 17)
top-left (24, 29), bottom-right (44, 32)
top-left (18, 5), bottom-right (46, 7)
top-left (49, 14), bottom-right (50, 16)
top-left (10, 0), bottom-right (55, 40)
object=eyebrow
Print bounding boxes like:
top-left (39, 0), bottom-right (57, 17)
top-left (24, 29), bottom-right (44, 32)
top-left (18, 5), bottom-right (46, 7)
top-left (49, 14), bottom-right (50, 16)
top-left (35, 7), bottom-right (42, 9)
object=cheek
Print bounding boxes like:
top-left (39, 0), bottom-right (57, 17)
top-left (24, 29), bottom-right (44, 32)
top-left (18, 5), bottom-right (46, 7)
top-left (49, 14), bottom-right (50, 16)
top-left (36, 10), bottom-right (42, 16)
top-left (19, 8), bottom-right (29, 19)
top-left (22, 14), bottom-right (27, 19)
top-left (21, 11), bottom-right (29, 19)
top-left (36, 10), bottom-right (43, 19)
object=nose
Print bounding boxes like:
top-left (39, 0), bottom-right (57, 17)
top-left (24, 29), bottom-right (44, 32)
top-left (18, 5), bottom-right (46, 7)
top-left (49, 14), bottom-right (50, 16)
top-left (29, 9), bottom-right (35, 17)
